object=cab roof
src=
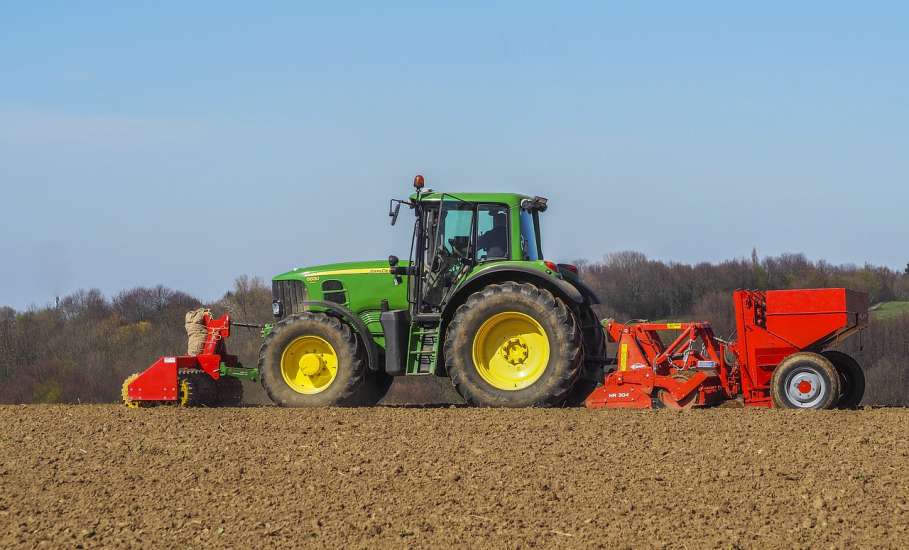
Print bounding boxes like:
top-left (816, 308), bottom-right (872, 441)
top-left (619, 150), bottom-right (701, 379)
top-left (408, 191), bottom-right (532, 207)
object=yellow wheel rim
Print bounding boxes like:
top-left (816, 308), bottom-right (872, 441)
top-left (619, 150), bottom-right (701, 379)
top-left (121, 373), bottom-right (140, 408)
top-left (472, 311), bottom-right (550, 391)
top-left (178, 379), bottom-right (191, 407)
top-left (280, 336), bottom-right (339, 394)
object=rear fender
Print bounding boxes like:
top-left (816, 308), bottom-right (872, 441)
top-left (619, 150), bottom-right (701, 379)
top-left (442, 267), bottom-right (586, 320)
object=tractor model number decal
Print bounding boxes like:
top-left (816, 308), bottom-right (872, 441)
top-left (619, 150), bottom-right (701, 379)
top-left (665, 323), bottom-right (682, 329)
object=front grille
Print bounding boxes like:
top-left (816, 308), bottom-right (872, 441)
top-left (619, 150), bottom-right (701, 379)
top-left (273, 280), bottom-right (306, 318)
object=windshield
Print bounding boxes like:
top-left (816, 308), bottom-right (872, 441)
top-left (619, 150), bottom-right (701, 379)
top-left (519, 209), bottom-right (541, 261)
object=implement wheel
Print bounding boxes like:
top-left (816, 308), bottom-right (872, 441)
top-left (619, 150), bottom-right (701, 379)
top-left (822, 350), bottom-right (865, 409)
top-left (177, 369), bottom-right (217, 407)
top-left (121, 373), bottom-right (147, 408)
top-left (771, 352), bottom-right (840, 410)
top-left (443, 282), bottom-right (582, 407)
top-left (259, 312), bottom-right (373, 406)
top-left (215, 376), bottom-right (244, 407)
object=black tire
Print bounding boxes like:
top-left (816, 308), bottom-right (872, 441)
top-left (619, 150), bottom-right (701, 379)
top-left (565, 305), bottom-right (606, 406)
top-left (259, 312), bottom-right (365, 407)
top-left (822, 350), bottom-right (865, 409)
top-left (215, 376), bottom-right (244, 407)
top-left (771, 352), bottom-right (840, 410)
top-left (443, 282), bottom-right (582, 407)
top-left (178, 369), bottom-right (217, 407)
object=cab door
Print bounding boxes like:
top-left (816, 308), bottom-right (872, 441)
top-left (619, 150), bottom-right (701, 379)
top-left (419, 197), bottom-right (476, 313)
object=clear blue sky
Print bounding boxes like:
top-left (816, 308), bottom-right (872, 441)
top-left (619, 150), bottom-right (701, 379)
top-left (1, 2), bottom-right (907, 309)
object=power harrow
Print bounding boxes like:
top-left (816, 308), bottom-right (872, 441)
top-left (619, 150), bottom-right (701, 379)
top-left (121, 311), bottom-right (260, 408)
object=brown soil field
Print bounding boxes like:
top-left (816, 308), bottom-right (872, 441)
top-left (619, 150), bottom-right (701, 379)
top-left (1, 405), bottom-right (908, 549)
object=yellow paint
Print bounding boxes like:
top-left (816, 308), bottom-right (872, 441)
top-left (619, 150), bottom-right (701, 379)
top-left (471, 311), bottom-right (550, 391)
top-left (280, 336), bottom-right (339, 394)
top-left (665, 323), bottom-right (682, 329)
top-left (619, 342), bottom-right (628, 371)
top-left (303, 268), bottom-right (391, 278)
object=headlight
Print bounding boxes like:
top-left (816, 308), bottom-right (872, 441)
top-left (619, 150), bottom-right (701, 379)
top-left (272, 300), bottom-right (283, 317)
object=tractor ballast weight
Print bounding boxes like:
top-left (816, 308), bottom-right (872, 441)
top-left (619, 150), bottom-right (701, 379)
top-left (585, 288), bottom-right (869, 410)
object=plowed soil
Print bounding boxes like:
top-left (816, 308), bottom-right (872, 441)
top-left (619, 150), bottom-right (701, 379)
top-left (1, 405), bottom-right (908, 549)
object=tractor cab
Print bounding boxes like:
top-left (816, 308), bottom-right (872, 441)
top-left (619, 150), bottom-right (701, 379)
top-left (388, 175), bottom-right (549, 319)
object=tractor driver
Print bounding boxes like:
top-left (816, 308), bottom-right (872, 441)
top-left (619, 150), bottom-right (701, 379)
top-left (477, 209), bottom-right (508, 260)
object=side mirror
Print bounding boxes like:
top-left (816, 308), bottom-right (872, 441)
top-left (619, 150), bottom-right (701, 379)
top-left (389, 200), bottom-right (401, 226)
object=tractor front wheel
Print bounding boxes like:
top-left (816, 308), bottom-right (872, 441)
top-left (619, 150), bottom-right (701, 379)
top-left (771, 352), bottom-right (840, 410)
top-left (444, 282), bottom-right (582, 407)
top-left (259, 313), bottom-right (369, 407)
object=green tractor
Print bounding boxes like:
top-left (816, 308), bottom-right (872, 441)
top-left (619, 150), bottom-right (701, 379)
top-left (259, 175), bottom-right (604, 407)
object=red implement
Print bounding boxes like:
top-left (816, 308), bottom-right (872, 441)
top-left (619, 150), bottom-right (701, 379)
top-left (126, 312), bottom-right (240, 403)
top-left (585, 288), bottom-right (868, 410)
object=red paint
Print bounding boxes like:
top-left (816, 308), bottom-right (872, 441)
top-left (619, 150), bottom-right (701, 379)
top-left (797, 380), bottom-right (813, 394)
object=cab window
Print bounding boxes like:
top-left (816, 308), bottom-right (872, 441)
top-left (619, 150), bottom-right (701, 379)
top-left (519, 209), bottom-right (541, 261)
top-left (476, 205), bottom-right (509, 261)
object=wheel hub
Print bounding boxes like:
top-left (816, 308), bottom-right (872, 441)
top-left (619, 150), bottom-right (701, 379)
top-left (786, 370), bottom-right (824, 407)
top-left (299, 353), bottom-right (324, 376)
top-left (501, 337), bottom-right (530, 365)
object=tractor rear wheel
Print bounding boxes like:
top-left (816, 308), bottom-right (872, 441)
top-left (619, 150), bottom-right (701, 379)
top-left (822, 350), bottom-right (865, 409)
top-left (771, 352), bottom-right (840, 410)
top-left (443, 282), bottom-right (582, 407)
top-left (259, 312), bottom-right (367, 407)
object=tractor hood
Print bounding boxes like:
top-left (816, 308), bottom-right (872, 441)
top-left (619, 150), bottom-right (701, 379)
top-left (273, 260), bottom-right (411, 316)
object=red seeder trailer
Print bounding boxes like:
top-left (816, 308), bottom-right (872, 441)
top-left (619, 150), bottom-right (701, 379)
top-left (585, 288), bottom-right (868, 410)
